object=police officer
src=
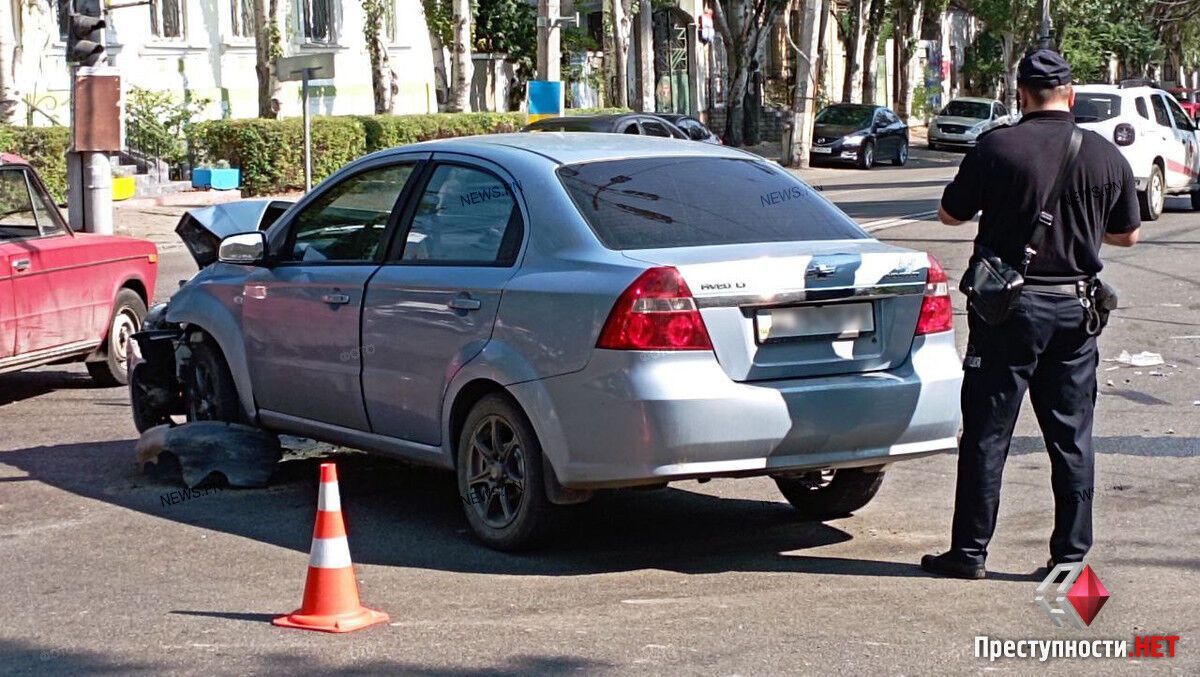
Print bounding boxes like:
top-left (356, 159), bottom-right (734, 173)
top-left (921, 50), bottom-right (1140, 579)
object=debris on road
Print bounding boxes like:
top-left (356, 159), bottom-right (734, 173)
top-left (136, 422), bottom-right (282, 488)
top-left (1105, 350), bottom-right (1165, 367)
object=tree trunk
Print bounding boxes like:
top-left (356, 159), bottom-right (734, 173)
top-left (609, 0), bottom-right (629, 108)
top-left (364, 1), bottom-right (397, 114)
top-left (893, 0), bottom-right (923, 122)
top-left (860, 0), bottom-right (884, 104)
top-left (814, 0), bottom-right (829, 105)
top-left (1001, 31), bottom-right (1018, 112)
top-left (839, 0), bottom-right (865, 103)
top-left (637, 0), bottom-right (654, 112)
top-left (449, 0), bottom-right (472, 112)
top-left (784, 0), bottom-right (821, 167)
top-left (0, 0), bottom-right (15, 123)
top-left (253, 0), bottom-right (285, 118)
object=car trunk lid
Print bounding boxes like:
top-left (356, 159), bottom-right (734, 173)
top-left (622, 241), bottom-right (930, 382)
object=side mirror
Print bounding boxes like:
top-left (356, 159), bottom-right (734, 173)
top-left (218, 231), bottom-right (268, 265)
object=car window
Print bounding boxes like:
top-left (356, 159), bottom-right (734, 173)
top-left (399, 164), bottom-right (523, 265)
top-left (28, 172), bottom-right (66, 237)
top-left (287, 163), bottom-right (414, 262)
top-left (1164, 96), bottom-right (1194, 129)
top-left (994, 103), bottom-right (1008, 118)
top-left (881, 109), bottom-right (899, 125)
top-left (1072, 93), bottom-right (1121, 122)
top-left (619, 120), bottom-right (640, 134)
top-left (1150, 95), bottom-right (1172, 127)
top-left (815, 105), bottom-right (873, 127)
top-left (640, 120), bottom-right (672, 137)
top-left (1135, 96), bottom-right (1150, 119)
top-left (0, 169), bottom-right (39, 240)
top-left (558, 157), bottom-right (867, 250)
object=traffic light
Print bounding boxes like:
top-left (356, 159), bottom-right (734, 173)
top-left (67, 0), bottom-right (106, 67)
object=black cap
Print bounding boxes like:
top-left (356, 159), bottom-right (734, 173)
top-left (1018, 49), bottom-right (1072, 87)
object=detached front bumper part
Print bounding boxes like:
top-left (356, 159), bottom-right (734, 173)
top-left (129, 328), bottom-right (185, 432)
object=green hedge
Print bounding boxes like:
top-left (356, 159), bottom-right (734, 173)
top-left (191, 112), bottom-right (532, 196)
top-left (0, 126), bottom-right (71, 203)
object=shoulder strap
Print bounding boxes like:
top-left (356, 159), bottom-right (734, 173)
top-left (1023, 127), bottom-right (1083, 269)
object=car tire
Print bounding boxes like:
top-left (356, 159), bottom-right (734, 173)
top-left (181, 339), bottom-right (244, 423)
top-left (774, 465), bottom-right (887, 520)
top-left (927, 141), bottom-right (939, 151)
top-left (87, 289), bottom-right (146, 387)
top-left (1191, 190), bottom-right (1200, 211)
top-left (1139, 164), bottom-right (1164, 221)
top-left (457, 393), bottom-right (559, 551)
top-left (892, 140), bottom-right (909, 166)
top-left (857, 141), bottom-right (875, 170)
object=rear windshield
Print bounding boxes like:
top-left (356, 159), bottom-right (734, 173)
top-left (940, 100), bottom-right (991, 119)
top-left (527, 119), bottom-right (602, 132)
top-left (1072, 94), bottom-right (1121, 122)
top-left (557, 157), bottom-right (867, 250)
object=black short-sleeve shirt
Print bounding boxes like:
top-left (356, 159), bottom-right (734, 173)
top-left (941, 110), bottom-right (1140, 284)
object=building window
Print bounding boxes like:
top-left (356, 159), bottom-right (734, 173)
top-left (150, 0), bottom-right (185, 39)
top-left (230, 0), bottom-right (254, 38)
top-left (301, 0), bottom-right (338, 44)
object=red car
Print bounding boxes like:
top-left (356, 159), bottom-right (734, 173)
top-left (0, 153), bottom-right (158, 384)
top-left (1171, 88), bottom-right (1200, 120)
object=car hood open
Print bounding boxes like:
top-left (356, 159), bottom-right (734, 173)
top-left (176, 199), bottom-right (293, 268)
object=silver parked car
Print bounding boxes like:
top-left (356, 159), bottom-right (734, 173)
top-left (130, 134), bottom-right (962, 550)
top-left (928, 97), bottom-right (1011, 150)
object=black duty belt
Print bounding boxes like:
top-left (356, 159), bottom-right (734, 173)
top-left (1024, 281), bottom-right (1089, 297)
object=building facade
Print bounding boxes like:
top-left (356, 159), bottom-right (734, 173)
top-left (12, 0), bottom-right (437, 127)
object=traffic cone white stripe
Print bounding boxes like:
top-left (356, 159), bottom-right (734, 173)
top-left (317, 480), bottom-right (341, 512)
top-left (309, 536), bottom-right (353, 569)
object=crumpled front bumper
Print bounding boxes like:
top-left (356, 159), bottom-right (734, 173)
top-left (510, 331), bottom-right (963, 489)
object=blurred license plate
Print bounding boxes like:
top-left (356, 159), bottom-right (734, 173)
top-left (810, 147), bottom-right (833, 154)
top-left (755, 303), bottom-right (874, 343)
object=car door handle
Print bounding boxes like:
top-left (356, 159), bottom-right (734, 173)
top-left (448, 297), bottom-right (482, 311)
top-left (322, 293), bottom-right (351, 305)
top-left (12, 259), bottom-right (30, 272)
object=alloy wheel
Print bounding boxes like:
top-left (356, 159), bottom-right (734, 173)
top-left (1151, 171), bottom-right (1164, 216)
top-left (187, 360), bottom-right (218, 421)
top-left (465, 414), bottom-right (527, 529)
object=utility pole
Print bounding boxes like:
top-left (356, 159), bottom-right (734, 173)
top-left (66, 0), bottom-right (116, 235)
top-left (637, 0), bottom-right (654, 111)
top-left (1036, 0), bottom-right (1053, 50)
top-left (784, 0), bottom-right (822, 168)
top-left (537, 0), bottom-right (562, 81)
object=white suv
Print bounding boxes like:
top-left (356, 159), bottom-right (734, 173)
top-left (1072, 84), bottom-right (1200, 220)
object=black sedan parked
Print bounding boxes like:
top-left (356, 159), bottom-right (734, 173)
top-left (810, 103), bottom-right (909, 169)
top-left (655, 113), bottom-right (722, 144)
top-left (523, 113), bottom-right (688, 139)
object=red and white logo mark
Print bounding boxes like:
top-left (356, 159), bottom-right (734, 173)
top-left (1034, 563), bottom-right (1110, 629)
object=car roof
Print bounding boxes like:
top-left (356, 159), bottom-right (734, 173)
top-left (529, 114), bottom-right (634, 125)
top-left (380, 132), bottom-right (753, 165)
top-left (0, 152), bottom-right (29, 166)
top-left (1075, 83), bottom-right (1163, 96)
top-left (947, 96), bottom-right (997, 104)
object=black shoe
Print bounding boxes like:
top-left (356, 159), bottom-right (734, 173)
top-left (921, 552), bottom-right (986, 580)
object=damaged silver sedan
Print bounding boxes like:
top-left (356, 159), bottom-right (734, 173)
top-left (129, 134), bottom-right (962, 551)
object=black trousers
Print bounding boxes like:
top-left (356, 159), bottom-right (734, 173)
top-left (950, 291), bottom-right (1098, 566)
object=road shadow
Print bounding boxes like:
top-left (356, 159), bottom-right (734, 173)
top-left (837, 198), bottom-right (939, 221)
top-left (1010, 435), bottom-right (1200, 457)
top-left (2, 439), bottom-right (870, 577)
top-left (0, 637), bottom-right (609, 675)
top-left (0, 366), bottom-right (111, 407)
top-left (813, 178), bottom-right (952, 193)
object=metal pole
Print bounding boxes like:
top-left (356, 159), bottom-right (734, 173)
top-left (83, 151), bottom-right (112, 235)
top-left (537, 0), bottom-right (561, 81)
top-left (1036, 0), bottom-right (1053, 50)
top-left (302, 69), bottom-right (312, 192)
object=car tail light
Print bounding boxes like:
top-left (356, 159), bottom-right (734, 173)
top-left (915, 254), bottom-right (953, 335)
top-left (1114, 123), bottom-right (1135, 146)
top-left (597, 267), bottom-right (713, 350)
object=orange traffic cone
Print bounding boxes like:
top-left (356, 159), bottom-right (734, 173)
top-left (273, 462), bottom-right (389, 633)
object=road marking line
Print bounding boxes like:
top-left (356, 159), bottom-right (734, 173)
top-left (862, 209), bottom-right (939, 232)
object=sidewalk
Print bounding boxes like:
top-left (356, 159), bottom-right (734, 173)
top-left (114, 189), bottom-right (248, 251)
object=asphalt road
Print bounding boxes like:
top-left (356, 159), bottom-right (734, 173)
top-left (1, 146), bottom-right (1197, 675)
